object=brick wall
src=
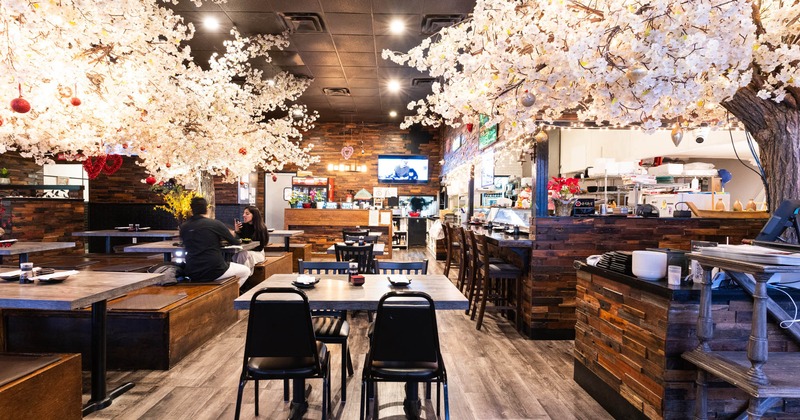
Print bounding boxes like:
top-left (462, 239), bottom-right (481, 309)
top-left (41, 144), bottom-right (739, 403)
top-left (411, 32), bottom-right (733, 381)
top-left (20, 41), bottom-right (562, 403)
top-left (0, 151), bottom-right (44, 185)
top-left (300, 123), bottom-right (442, 199)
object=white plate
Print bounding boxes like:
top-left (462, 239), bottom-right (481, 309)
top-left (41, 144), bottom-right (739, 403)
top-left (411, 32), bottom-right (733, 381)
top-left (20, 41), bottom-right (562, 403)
top-left (387, 275), bottom-right (411, 285)
top-left (295, 275), bottom-right (317, 284)
top-left (36, 270), bottom-right (79, 281)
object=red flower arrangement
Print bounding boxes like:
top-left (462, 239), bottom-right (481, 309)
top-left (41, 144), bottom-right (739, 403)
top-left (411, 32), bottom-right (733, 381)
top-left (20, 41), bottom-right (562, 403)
top-left (547, 176), bottom-right (581, 200)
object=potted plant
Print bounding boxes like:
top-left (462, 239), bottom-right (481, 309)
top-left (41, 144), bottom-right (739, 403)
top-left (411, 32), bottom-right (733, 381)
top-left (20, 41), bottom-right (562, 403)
top-left (309, 190), bottom-right (325, 208)
top-left (288, 191), bottom-right (306, 208)
top-left (0, 168), bottom-right (10, 185)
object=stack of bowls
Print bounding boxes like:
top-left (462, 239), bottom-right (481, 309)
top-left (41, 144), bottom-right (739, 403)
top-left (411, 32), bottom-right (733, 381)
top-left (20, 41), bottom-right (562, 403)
top-left (631, 250), bottom-right (667, 280)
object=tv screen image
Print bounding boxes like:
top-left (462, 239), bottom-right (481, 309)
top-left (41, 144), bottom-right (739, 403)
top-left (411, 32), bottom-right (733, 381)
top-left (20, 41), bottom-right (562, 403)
top-left (377, 155), bottom-right (429, 184)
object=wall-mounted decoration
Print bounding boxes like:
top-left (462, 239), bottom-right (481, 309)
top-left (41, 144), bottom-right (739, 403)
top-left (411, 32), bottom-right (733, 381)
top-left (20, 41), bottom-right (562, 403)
top-left (478, 114), bottom-right (498, 149)
top-left (452, 133), bottom-right (462, 152)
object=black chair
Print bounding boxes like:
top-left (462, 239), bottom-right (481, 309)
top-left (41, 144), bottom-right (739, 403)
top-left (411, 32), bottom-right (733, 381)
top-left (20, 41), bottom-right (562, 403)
top-left (470, 233), bottom-right (523, 331)
top-left (298, 259), bottom-right (355, 402)
top-left (442, 224), bottom-right (460, 278)
top-left (234, 287), bottom-right (330, 420)
top-left (342, 228), bottom-right (369, 241)
top-left (334, 243), bottom-right (374, 274)
top-left (360, 291), bottom-right (449, 420)
top-left (374, 259), bottom-right (428, 275)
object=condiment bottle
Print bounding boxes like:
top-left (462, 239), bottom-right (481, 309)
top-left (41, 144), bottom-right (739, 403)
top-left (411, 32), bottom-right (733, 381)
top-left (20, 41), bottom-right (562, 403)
top-left (745, 199), bottom-right (757, 211)
top-left (715, 198), bottom-right (726, 211)
top-left (732, 200), bottom-right (743, 211)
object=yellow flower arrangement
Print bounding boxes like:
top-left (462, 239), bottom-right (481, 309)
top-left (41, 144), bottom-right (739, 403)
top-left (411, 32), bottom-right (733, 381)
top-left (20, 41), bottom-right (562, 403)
top-left (151, 180), bottom-right (199, 224)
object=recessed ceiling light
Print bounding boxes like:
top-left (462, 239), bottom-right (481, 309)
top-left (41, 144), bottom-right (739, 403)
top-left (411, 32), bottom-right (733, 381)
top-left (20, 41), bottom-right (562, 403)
top-left (203, 17), bottom-right (220, 30)
top-left (389, 19), bottom-right (405, 34)
top-left (387, 80), bottom-right (401, 93)
top-left (389, 111), bottom-right (398, 118)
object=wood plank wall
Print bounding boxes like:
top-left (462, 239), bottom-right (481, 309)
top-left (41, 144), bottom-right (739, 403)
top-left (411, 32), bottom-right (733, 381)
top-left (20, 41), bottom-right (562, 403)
top-left (525, 217), bottom-right (766, 339)
top-left (575, 267), bottom-right (800, 419)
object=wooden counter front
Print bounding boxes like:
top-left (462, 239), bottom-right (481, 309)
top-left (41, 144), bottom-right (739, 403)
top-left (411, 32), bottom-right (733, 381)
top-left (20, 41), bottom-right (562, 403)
top-left (574, 263), bottom-right (800, 419)
top-left (284, 208), bottom-right (394, 257)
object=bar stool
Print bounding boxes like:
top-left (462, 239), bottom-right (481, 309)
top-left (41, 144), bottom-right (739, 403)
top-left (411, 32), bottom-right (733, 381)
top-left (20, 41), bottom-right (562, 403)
top-left (442, 223), bottom-right (460, 279)
top-left (455, 227), bottom-right (473, 305)
top-left (469, 231), bottom-right (522, 331)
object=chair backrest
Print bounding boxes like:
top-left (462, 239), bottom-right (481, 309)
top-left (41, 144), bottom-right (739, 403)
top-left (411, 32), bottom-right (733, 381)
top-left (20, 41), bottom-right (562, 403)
top-left (370, 291), bottom-right (441, 367)
top-left (342, 228), bottom-right (369, 241)
top-left (456, 227), bottom-right (470, 262)
top-left (374, 259), bottom-right (428, 275)
top-left (472, 231), bottom-right (491, 278)
top-left (343, 234), bottom-right (379, 243)
top-left (298, 259), bottom-right (351, 274)
top-left (467, 229), bottom-right (482, 277)
top-left (441, 224), bottom-right (451, 249)
top-left (243, 288), bottom-right (321, 367)
top-left (334, 243), bottom-right (374, 274)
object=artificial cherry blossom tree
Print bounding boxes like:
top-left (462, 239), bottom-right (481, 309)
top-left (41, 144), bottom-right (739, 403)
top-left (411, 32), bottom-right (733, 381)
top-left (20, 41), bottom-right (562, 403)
top-left (384, 0), bottom-right (800, 212)
top-left (0, 0), bottom-right (318, 208)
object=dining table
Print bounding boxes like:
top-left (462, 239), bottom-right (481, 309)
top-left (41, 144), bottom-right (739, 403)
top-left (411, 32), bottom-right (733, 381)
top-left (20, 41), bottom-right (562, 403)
top-left (268, 229), bottom-right (305, 251)
top-left (123, 240), bottom-right (260, 262)
top-left (235, 273), bottom-right (468, 311)
top-left (0, 241), bottom-right (76, 264)
top-left (325, 242), bottom-right (386, 256)
top-left (0, 269), bottom-right (166, 415)
top-left (72, 229), bottom-right (179, 253)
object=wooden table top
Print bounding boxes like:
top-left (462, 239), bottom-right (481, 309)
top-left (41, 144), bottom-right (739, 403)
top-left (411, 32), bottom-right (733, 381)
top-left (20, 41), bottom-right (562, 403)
top-left (325, 243), bottom-right (385, 255)
top-left (268, 230), bottom-right (304, 237)
top-left (235, 273), bottom-right (468, 311)
top-left (0, 241), bottom-right (76, 256)
top-left (0, 269), bottom-right (165, 310)
top-left (72, 229), bottom-right (179, 238)
top-left (123, 240), bottom-right (260, 253)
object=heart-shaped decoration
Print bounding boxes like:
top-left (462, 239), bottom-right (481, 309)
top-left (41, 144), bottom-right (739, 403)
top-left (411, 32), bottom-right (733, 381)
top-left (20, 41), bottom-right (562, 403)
top-left (102, 154), bottom-right (123, 175)
top-left (82, 155), bottom-right (107, 180)
top-left (341, 146), bottom-right (354, 160)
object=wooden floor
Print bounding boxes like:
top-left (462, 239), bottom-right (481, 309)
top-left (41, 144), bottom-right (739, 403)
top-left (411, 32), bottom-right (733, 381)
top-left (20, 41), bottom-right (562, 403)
top-left (82, 248), bottom-right (612, 420)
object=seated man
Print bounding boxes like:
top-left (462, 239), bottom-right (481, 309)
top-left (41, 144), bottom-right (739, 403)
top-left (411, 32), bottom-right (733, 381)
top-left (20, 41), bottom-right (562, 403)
top-left (180, 197), bottom-right (250, 287)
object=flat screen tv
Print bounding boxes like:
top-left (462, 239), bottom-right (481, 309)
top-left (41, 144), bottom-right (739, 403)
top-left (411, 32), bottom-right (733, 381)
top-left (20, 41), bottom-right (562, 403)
top-left (377, 155), bottom-right (429, 184)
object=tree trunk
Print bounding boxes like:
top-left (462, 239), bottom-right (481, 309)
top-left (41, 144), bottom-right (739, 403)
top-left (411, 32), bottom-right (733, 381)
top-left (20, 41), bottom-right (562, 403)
top-left (195, 170), bottom-right (216, 220)
top-left (722, 86), bottom-right (800, 213)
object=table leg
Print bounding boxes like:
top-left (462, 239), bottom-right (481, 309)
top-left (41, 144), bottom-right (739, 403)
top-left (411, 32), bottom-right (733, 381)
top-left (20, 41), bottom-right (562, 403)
top-left (289, 378), bottom-right (308, 419)
top-left (105, 237), bottom-right (111, 254)
top-left (164, 253), bottom-right (172, 262)
top-left (82, 299), bottom-right (134, 416)
top-left (284, 237), bottom-right (290, 252)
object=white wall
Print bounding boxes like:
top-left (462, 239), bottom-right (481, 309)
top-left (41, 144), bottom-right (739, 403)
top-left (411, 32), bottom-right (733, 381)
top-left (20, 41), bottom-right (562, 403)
top-left (43, 164), bottom-right (89, 201)
top-left (559, 128), bottom-right (756, 174)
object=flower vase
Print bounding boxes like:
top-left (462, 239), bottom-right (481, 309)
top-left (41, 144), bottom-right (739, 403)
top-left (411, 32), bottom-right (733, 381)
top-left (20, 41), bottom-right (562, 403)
top-left (293, 202), bottom-right (303, 208)
top-left (553, 199), bottom-right (576, 217)
top-left (302, 202), bottom-right (312, 209)
top-left (0, 178), bottom-right (10, 185)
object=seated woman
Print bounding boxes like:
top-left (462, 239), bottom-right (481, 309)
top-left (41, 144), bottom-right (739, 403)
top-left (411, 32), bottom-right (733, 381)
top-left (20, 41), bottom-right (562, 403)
top-left (233, 205), bottom-right (270, 274)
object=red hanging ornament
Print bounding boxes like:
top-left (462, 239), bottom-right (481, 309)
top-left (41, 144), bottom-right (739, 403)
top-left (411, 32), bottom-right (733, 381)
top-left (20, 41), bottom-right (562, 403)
top-left (466, 123), bottom-right (474, 133)
top-left (10, 83), bottom-right (31, 114)
top-left (0, 116), bottom-right (3, 126)
top-left (70, 84), bottom-right (81, 106)
top-left (272, 174), bottom-right (278, 182)
top-left (102, 154), bottom-right (123, 175)
top-left (122, 143), bottom-right (128, 149)
top-left (145, 175), bottom-right (157, 185)
top-left (82, 155), bottom-right (107, 180)
top-left (239, 147), bottom-right (247, 155)
top-left (165, 162), bottom-right (171, 168)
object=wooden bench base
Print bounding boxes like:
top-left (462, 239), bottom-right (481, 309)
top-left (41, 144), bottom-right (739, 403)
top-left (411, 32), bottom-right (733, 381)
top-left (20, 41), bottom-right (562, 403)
top-left (241, 252), bottom-right (293, 293)
top-left (3, 278), bottom-right (239, 370)
top-left (0, 353), bottom-right (82, 420)
top-left (265, 243), bottom-right (312, 272)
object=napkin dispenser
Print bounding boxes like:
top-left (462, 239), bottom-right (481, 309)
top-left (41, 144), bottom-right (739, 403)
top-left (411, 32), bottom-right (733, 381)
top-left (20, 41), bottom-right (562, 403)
top-left (349, 274), bottom-right (365, 286)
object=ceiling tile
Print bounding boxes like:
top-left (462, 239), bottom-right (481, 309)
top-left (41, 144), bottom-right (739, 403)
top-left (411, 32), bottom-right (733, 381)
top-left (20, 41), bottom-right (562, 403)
top-left (180, 11), bottom-right (236, 34)
top-left (227, 12), bottom-right (287, 35)
top-left (281, 66), bottom-right (314, 78)
top-left (308, 77), bottom-right (349, 91)
top-left (332, 35), bottom-right (375, 53)
top-left (326, 13), bottom-right (373, 35)
top-left (162, 1), bottom-right (224, 12)
top-left (377, 67), bottom-right (428, 79)
top-left (265, 0), bottom-right (324, 13)
top-left (422, 0), bottom-right (477, 14)
top-left (327, 96), bottom-right (356, 106)
top-left (343, 67), bottom-right (377, 79)
top-left (350, 87), bottom-right (380, 97)
top-left (298, 51), bottom-right (341, 66)
top-left (320, 0), bottom-right (371, 14)
top-left (290, 34), bottom-right (336, 52)
top-left (337, 52), bottom-right (376, 67)
top-left (268, 51), bottom-right (305, 67)
top-left (373, 0), bottom-right (423, 14)
top-left (374, 34), bottom-right (426, 55)
top-left (307, 66), bottom-right (345, 78)
top-left (347, 78), bottom-right (379, 88)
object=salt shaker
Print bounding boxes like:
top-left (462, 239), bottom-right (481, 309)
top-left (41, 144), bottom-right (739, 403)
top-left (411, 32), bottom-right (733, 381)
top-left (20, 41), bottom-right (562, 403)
top-left (19, 262), bottom-right (33, 284)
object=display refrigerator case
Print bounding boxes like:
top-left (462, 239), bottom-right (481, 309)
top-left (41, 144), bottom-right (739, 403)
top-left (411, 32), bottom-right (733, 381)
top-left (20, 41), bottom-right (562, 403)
top-left (292, 176), bottom-right (335, 202)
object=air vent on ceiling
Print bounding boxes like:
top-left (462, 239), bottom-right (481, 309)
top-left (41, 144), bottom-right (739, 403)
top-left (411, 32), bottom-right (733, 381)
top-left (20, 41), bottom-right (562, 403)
top-left (281, 12), bottom-right (326, 33)
top-left (421, 14), bottom-right (465, 35)
top-left (323, 87), bottom-right (351, 96)
top-left (411, 77), bottom-right (437, 87)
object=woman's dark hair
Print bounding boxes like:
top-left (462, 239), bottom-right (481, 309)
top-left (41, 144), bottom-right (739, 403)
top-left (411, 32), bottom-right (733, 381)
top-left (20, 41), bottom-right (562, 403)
top-left (245, 205), bottom-right (269, 245)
